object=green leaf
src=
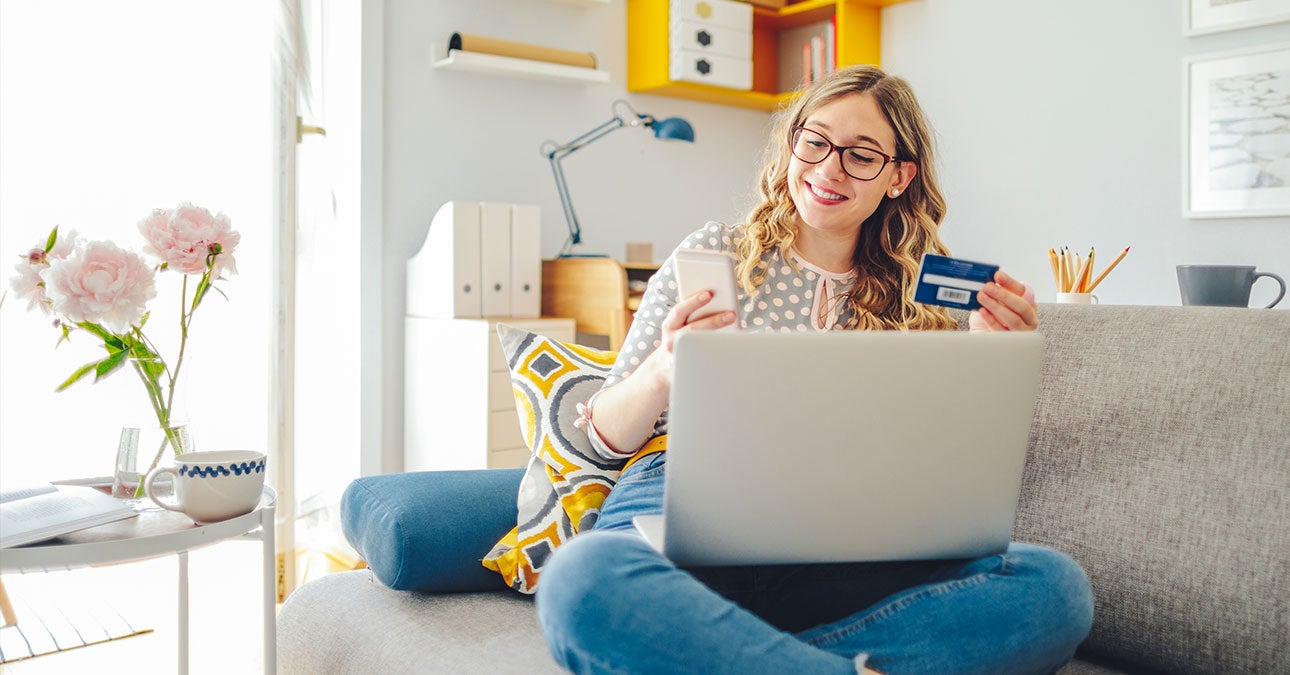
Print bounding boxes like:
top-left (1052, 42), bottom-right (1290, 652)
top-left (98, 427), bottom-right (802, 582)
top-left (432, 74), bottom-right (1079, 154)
top-left (77, 322), bottom-right (126, 350)
top-left (192, 274), bottom-right (211, 311)
top-left (94, 349), bottom-right (129, 381)
top-left (56, 361), bottom-right (98, 391)
top-left (44, 226), bottom-right (58, 253)
top-left (138, 311), bottom-right (150, 330)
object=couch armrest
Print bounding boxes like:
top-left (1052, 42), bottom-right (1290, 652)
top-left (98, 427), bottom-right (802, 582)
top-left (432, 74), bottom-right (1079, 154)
top-left (341, 468), bottom-right (525, 592)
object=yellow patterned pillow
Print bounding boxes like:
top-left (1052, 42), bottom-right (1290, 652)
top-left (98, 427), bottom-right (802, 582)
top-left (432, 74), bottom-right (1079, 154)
top-left (482, 323), bottom-right (619, 593)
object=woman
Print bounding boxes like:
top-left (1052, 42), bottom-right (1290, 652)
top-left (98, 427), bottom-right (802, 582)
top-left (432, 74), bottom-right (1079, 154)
top-left (536, 65), bottom-right (1094, 675)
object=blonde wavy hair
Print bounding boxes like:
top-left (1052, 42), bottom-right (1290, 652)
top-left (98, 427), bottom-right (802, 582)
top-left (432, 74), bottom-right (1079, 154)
top-left (735, 65), bottom-right (958, 331)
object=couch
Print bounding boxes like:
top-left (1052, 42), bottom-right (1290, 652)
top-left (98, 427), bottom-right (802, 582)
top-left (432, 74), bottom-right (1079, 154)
top-left (277, 304), bottom-right (1290, 674)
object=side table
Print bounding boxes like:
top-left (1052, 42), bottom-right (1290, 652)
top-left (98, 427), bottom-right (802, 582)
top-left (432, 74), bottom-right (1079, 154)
top-left (0, 483), bottom-right (277, 674)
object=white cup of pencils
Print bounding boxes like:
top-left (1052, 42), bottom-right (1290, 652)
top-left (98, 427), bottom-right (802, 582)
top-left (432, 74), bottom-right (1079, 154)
top-left (1049, 246), bottom-right (1130, 304)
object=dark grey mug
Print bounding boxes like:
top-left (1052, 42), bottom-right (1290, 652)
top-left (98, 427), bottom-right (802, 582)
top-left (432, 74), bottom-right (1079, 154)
top-left (1177, 265), bottom-right (1286, 308)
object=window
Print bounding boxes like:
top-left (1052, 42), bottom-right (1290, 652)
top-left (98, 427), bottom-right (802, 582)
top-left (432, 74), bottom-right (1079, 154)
top-left (0, 1), bottom-right (272, 484)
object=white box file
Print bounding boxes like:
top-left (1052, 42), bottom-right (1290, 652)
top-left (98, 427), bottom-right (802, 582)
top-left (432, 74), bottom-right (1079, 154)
top-left (480, 202), bottom-right (512, 317)
top-left (406, 201), bottom-right (543, 319)
top-left (510, 204), bottom-right (541, 318)
top-left (406, 201), bottom-right (481, 319)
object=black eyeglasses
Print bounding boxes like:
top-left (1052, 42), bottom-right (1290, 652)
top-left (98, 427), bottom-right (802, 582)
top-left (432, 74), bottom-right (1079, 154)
top-left (790, 126), bottom-right (902, 181)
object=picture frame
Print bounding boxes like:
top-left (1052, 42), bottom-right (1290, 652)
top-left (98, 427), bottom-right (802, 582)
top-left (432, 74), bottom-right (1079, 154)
top-left (1184, 43), bottom-right (1290, 218)
top-left (1185, 0), bottom-right (1290, 36)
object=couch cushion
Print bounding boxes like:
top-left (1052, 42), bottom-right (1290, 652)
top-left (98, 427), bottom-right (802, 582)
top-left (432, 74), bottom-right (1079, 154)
top-left (278, 570), bottom-right (563, 674)
top-left (1015, 304), bottom-right (1289, 674)
top-left (342, 468), bottom-right (524, 592)
top-left (483, 324), bottom-right (620, 593)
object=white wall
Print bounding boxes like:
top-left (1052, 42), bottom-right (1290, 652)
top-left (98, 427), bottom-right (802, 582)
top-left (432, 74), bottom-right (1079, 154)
top-left (883, 0), bottom-right (1290, 306)
top-left (380, 0), bottom-right (772, 470)
top-left (378, 0), bottom-right (1289, 471)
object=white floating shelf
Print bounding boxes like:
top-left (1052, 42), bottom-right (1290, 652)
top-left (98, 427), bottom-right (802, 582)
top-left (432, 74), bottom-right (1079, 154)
top-left (431, 46), bottom-right (609, 85)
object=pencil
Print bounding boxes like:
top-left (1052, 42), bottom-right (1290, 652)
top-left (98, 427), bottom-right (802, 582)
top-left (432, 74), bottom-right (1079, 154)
top-left (1072, 248), bottom-right (1094, 293)
top-left (1058, 249), bottom-right (1068, 292)
top-left (1064, 247), bottom-right (1076, 292)
top-left (1048, 248), bottom-right (1061, 290)
top-left (1086, 246), bottom-right (1130, 292)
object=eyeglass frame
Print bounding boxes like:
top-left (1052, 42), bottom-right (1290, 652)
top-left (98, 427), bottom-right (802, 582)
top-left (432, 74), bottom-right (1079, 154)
top-left (788, 126), bottom-right (907, 182)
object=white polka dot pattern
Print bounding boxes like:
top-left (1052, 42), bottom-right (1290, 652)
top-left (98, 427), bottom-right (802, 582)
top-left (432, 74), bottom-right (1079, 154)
top-left (601, 222), bottom-right (858, 439)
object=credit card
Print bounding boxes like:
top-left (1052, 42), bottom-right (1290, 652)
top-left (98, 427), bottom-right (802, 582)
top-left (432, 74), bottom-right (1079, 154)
top-left (914, 253), bottom-right (999, 311)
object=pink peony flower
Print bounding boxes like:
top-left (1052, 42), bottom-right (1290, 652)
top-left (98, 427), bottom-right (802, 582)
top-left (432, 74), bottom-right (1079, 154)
top-left (41, 240), bottom-right (156, 334)
top-left (8, 228), bottom-right (81, 313)
top-left (138, 202), bottom-right (239, 277)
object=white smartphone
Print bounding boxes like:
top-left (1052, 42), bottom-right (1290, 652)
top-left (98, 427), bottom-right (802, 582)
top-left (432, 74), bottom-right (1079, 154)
top-left (673, 248), bottom-right (742, 330)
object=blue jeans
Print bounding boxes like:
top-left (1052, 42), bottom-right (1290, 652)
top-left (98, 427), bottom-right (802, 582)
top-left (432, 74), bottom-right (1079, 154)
top-left (536, 453), bottom-right (1094, 675)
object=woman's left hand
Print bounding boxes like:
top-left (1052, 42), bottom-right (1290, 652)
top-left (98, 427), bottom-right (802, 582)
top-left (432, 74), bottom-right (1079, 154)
top-left (969, 270), bottom-right (1038, 332)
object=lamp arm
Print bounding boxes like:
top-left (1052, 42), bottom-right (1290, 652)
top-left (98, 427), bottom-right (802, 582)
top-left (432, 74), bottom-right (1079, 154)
top-left (544, 115), bottom-right (629, 252)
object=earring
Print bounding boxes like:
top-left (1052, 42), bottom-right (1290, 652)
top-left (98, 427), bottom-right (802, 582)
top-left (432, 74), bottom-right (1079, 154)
top-left (890, 188), bottom-right (901, 198)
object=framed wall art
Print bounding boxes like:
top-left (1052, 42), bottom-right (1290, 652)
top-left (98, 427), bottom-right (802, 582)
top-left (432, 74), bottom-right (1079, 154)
top-left (1184, 43), bottom-right (1290, 218)
top-left (1185, 0), bottom-right (1290, 36)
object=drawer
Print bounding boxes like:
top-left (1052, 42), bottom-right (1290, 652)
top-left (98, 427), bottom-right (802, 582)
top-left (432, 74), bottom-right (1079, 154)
top-left (669, 0), bottom-right (751, 30)
top-left (488, 409), bottom-right (526, 452)
top-left (671, 19), bottom-right (751, 59)
top-left (489, 446), bottom-right (532, 470)
top-left (670, 49), bottom-right (752, 90)
top-left (489, 370), bottom-right (516, 411)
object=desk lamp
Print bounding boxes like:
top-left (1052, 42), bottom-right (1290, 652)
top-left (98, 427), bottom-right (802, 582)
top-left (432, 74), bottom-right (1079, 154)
top-left (541, 99), bottom-right (694, 257)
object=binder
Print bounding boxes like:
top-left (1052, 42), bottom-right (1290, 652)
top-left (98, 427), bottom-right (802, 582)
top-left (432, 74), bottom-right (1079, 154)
top-left (510, 205), bottom-right (541, 318)
top-left (480, 202), bottom-right (512, 317)
top-left (406, 201), bottom-right (481, 318)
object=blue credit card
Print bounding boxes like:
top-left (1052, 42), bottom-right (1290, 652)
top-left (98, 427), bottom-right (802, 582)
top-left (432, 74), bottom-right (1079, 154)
top-left (914, 253), bottom-right (999, 311)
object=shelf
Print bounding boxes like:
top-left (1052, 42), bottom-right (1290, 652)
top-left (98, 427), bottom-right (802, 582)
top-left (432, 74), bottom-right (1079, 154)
top-left (430, 46), bottom-right (610, 85)
top-left (627, 0), bottom-right (907, 111)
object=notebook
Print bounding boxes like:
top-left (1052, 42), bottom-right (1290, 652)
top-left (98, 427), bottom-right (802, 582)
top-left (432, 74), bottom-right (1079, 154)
top-left (632, 330), bottom-right (1045, 567)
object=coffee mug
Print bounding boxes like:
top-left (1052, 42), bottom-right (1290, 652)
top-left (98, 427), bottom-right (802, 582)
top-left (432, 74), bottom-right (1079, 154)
top-left (1177, 265), bottom-right (1286, 308)
top-left (1055, 292), bottom-right (1099, 305)
top-left (145, 450), bottom-right (266, 523)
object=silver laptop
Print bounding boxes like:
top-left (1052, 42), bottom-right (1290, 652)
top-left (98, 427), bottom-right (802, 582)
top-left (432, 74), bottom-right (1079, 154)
top-left (632, 330), bottom-right (1044, 567)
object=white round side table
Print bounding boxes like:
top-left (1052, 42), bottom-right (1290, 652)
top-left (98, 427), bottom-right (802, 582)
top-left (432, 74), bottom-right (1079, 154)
top-left (0, 483), bottom-right (277, 674)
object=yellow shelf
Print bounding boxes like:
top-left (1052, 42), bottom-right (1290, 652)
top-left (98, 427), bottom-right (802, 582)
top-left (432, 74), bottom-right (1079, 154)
top-left (628, 0), bottom-right (906, 111)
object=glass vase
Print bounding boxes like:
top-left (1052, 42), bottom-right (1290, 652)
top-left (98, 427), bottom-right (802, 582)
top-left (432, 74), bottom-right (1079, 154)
top-left (113, 422), bottom-right (194, 499)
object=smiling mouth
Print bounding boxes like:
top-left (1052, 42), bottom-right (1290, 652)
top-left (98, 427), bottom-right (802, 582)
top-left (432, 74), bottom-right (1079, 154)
top-left (807, 182), bottom-right (847, 202)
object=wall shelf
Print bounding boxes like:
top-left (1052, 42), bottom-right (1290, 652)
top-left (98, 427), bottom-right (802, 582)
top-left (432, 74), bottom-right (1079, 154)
top-left (430, 45), bottom-right (609, 85)
top-left (627, 0), bottom-right (909, 111)
top-left (544, 0), bottom-right (611, 6)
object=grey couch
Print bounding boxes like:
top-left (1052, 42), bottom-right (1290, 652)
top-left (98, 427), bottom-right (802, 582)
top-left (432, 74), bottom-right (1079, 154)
top-left (278, 304), bottom-right (1290, 674)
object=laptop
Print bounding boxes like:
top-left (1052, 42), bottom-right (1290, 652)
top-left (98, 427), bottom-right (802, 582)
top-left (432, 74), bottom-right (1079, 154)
top-left (632, 330), bottom-right (1044, 567)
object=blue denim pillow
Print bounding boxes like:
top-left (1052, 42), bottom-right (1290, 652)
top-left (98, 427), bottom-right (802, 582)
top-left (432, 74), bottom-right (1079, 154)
top-left (341, 468), bottom-right (524, 592)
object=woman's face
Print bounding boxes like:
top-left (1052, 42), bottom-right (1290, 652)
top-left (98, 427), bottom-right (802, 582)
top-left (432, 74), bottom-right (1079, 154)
top-left (787, 92), bottom-right (914, 239)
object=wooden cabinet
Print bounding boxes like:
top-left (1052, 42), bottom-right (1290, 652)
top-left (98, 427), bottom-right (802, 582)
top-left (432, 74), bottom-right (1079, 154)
top-left (404, 316), bottom-right (575, 471)
top-left (541, 258), bottom-right (659, 351)
top-left (627, 0), bottom-right (909, 111)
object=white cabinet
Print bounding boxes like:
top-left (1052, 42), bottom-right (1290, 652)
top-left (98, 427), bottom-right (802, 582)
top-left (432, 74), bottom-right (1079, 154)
top-left (404, 316), bottom-right (576, 471)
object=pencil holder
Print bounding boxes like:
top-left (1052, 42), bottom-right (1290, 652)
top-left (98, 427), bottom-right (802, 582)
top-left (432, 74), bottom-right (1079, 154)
top-left (1055, 292), bottom-right (1099, 305)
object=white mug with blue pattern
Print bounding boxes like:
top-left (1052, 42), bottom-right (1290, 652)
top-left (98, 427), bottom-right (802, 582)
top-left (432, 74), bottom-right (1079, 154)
top-left (145, 450), bottom-right (266, 523)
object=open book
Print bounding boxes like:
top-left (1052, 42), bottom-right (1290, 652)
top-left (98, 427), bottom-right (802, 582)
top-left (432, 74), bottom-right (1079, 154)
top-left (0, 483), bottom-right (138, 548)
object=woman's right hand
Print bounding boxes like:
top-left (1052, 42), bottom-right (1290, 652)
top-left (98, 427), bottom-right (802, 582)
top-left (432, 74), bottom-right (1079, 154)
top-left (589, 289), bottom-right (736, 457)
top-left (647, 289), bottom-right (738, 388)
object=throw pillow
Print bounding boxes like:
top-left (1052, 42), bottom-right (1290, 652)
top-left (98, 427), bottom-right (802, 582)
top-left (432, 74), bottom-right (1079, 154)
top-left (482, 323), bottom-right (620, 593)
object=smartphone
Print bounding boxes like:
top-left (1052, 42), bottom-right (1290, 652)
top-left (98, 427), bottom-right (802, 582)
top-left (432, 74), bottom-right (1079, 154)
top-left (673, 248), bottom-right (742, 330)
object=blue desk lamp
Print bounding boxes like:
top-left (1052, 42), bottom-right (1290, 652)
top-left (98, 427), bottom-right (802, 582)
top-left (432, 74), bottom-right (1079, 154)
top-left (542, 99), bottom-right (695, 257)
